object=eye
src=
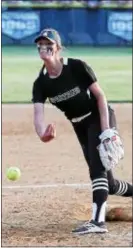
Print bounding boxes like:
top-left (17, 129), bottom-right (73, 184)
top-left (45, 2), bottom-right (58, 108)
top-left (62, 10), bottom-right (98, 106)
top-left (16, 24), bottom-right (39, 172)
top-left (47, 42), bottom-right (53, 46)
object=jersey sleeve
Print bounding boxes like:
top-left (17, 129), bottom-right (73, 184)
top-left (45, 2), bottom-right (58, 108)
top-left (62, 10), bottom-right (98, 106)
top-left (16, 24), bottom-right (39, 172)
top-left (32, 77), bottom-right (47, 104)
top-left (75, 59), bottom-right (97, 88)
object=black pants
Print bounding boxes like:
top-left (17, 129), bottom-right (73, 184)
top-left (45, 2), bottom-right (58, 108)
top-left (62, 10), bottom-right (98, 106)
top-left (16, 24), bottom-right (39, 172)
top-left (72, 106), bottom-right (120, 195)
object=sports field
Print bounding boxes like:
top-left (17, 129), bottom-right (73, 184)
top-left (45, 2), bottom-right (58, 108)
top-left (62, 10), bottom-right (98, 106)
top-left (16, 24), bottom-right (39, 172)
top-left (2, 47), bottom-right (132, 247)
top-left (2, 46), bottom-right (132, 102)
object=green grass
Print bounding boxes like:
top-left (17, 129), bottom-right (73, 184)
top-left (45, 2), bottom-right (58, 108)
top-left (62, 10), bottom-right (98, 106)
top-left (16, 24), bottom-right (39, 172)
top-left (2, 46), bottom-right (132, 103)
top-left (2, 0), bottom-right (132, 9)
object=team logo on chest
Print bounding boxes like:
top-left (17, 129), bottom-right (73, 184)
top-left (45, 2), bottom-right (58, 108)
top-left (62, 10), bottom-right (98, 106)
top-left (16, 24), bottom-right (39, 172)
top-left (49, 87), bottom-right (81, 104)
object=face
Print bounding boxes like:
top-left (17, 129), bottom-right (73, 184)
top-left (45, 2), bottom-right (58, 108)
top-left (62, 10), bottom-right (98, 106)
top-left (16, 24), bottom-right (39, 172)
top-left (37, 39), bottom-right (58, 61)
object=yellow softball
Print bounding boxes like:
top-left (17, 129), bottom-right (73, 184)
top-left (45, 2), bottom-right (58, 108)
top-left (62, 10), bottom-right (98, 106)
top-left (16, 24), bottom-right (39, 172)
top-left (6, 167), bottom-right (21, 181)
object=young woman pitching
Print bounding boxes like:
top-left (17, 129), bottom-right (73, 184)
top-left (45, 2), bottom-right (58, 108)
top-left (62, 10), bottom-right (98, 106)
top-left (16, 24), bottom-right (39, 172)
top-left (32, 28), bottom-right (133, 234)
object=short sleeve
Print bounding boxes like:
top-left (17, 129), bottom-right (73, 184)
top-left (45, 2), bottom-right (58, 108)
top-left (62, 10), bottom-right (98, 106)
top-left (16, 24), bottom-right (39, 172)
top-left (32, 77), bottom-right (47, 104)
top-left (72, 59), bottom-right (97, 88)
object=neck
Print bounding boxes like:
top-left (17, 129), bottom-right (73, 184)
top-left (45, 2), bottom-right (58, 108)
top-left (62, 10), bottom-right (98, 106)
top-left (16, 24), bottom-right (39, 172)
top-left (44, 57), bottom-right (63, 77)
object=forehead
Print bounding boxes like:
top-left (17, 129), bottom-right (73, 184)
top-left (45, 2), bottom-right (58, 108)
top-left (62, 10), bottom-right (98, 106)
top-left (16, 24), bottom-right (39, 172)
top-left (37, 38), bottom-right (55, 45)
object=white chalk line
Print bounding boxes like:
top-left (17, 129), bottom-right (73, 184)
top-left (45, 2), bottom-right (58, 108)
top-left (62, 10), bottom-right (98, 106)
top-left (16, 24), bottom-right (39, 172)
top-left (2, 183), bottom-right (91, 190)
top-left (2, 103), bottom-right (56, 108)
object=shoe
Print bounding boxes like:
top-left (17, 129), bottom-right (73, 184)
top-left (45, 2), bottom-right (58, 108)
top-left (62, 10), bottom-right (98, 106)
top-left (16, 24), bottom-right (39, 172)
top-left (72, 220), bottom-right (108, 235)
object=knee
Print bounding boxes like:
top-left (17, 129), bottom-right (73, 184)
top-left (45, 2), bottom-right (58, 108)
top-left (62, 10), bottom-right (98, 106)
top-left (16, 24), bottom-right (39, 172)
top-left (108, 180), bottom-right (117, 195)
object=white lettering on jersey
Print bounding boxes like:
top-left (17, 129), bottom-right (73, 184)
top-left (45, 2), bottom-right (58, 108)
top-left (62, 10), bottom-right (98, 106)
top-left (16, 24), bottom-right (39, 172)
top-left (87, 88), bottom-right (91, 98)
top-left (49, 86), bottom-right (81, 104)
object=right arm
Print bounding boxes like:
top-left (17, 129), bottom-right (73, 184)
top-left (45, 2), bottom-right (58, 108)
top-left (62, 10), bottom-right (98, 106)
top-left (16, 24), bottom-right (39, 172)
top-left (34, 103), bottom-right (46, 138)
top-left (32, 78), bottom-right (56, 142)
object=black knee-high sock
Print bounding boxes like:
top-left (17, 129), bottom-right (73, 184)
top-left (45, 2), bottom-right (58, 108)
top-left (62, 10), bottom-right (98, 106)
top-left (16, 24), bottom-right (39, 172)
top-left (92, 177), bottom-right (109, 223)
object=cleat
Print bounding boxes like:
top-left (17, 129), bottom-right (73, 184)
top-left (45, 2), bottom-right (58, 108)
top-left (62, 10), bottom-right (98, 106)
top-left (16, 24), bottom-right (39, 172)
top-left (72, 220), bottom-right (108, 235)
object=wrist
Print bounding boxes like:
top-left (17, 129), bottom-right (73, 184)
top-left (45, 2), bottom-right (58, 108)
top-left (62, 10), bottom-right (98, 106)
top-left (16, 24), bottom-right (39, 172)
top-left (40, 134), bottom-right (45, 142)
top-left (101, 127), bottom-right (110, 132)
top-left (99, 128), bottom-right (114, 140)
top-left (38, 130), bottom-right (45, 141)
top-left (101, 123), bottom-right (110, 132)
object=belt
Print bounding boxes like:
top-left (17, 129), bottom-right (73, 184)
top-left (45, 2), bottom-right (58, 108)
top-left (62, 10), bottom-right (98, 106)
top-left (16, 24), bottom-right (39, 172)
top-left (71, 112), bottom-right (92, 123)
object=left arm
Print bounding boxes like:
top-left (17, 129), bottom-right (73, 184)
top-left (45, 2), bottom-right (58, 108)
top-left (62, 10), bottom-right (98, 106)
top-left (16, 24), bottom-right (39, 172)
top-left (76, 59), bottom-right (124, 170)
top-left (89, 83), bottom-right (124, 171)
top-left (91, 82), bottom-right (124, 171)
top-left (89, 82), bottom-right (110, 132)
top-left (76, 59), bottom-right (109, 132)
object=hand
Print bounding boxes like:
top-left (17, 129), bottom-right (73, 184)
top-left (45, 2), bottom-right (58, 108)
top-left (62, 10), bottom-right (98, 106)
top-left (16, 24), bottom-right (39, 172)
top-left (99, 128), bottom-right (124, 159)
top-left (40, 123), bottom-right (56, 142)
top-left (98, 128), bottom-right (124, 171)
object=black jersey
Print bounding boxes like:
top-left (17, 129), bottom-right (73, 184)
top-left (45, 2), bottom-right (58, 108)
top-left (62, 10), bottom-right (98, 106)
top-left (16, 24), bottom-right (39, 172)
top-left (32, 58), bottom-right (98, 120)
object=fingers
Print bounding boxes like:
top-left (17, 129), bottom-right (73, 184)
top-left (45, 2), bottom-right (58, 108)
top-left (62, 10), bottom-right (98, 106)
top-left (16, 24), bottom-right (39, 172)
top-left (45, 124), bottom-right (52, 135)
top-left (41, 123), bottom-right (56, 142)
top-left (46, 123), bottom-right (56, 137)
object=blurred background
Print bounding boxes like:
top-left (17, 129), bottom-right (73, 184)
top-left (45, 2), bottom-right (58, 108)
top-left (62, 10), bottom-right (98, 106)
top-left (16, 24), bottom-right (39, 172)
top-left (2, 3), bottom-right (132, 247)
top-left (2, 0), bottom-right (132, 103)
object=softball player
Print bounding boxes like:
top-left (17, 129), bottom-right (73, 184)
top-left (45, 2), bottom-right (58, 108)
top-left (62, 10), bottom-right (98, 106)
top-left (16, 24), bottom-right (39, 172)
top-left (32, 28), bottom-right (133, 234)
